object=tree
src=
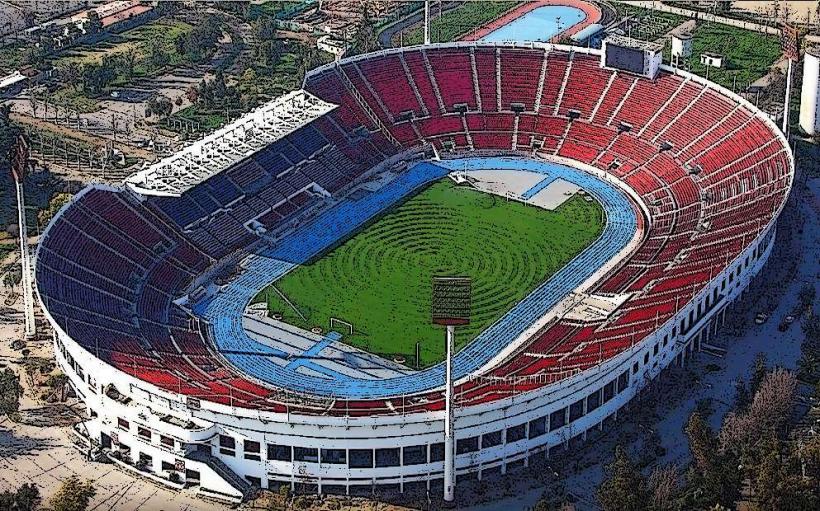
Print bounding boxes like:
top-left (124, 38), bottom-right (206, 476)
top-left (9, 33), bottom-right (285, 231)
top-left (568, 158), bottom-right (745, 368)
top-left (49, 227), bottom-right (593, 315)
top-left (720, 368), bottom-right (797, 454)
top-left (647, 465), bottom-right (680, 511)
top-left (255, 18), bottom-right (278, 41)
top-left (754, 443), bottom-right (818, 511)
top-left (0, 368), bottom-right (23, 419)
top-left (146, 95), bottom-right (173, 120)
top-left (46, 372), bottom-right (69, 402)
top-left (80, 60), bottom-right (115, 94)
top-left (120, 48), bottom-right (137, 80)
top-left (0, 483), bottom-right (40, 511)
top-left (350, 2), bottom-right (378, 55)
top-left (60, 62), bottom-right (81, 92)
top-left (85, 11), bottom-right (103, 35)
top-left (0, 104), bottom-right (21, 166)
top-left (185, 85), bottom-right (198, 104)
top-left (750, 352), bottom-right (767, 395)
top-left (597, 446), bottom-right (648, 511)
top-left (146, 38), bottom-right (170, 70)
top-left (682, 412), bottom-right (741, 509)
top-left (798, 283), bottom-right (816, 313)
top-left (38, 192), bottom-right (73, 229)
top-left (733, 379), bottom-right (751, 411)
top-left (50, 476), bottom-right (96, 511)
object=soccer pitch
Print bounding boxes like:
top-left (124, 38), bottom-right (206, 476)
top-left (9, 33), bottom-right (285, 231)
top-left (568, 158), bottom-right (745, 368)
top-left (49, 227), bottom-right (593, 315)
top-left (255, 179), bottom-right (604, 367)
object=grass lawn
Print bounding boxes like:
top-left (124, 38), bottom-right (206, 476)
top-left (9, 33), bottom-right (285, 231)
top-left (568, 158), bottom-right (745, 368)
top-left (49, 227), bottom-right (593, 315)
top-left (48, 86), bottom-right (101, 114)
top-left (396, 1), bottom-right (518, 46)
top-left (47, 19), bottom-right (195, 113)
top-left (170, 104), bottom-right (227, 133)
top-left (0, 42), bottom-right (31, 74)
top-left (54, 19), bottom-right (193, 70)
top-left (667, 22), bottom-right (781, 91)
top-left (248, 1), bottom-right (305, 20)
top-left (254, 179), bottom-right (604, 367)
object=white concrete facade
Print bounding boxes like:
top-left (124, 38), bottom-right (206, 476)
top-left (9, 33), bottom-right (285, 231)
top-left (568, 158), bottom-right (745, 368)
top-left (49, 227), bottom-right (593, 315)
top-left (46, 181), bottom-right (780, 499)
top-left (800, 49), bottom-right (820, 136)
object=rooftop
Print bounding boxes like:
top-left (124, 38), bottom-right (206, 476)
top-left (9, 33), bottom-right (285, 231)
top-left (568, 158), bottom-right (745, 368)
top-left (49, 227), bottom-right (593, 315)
top-left (605, 34), bottom-right (664, 53)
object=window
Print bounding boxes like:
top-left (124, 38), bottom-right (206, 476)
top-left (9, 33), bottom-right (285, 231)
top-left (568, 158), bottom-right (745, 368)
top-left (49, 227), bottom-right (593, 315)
top-left (138, 452), bottom-right (152, 470)
top-left (617, 371), bottom-right (629, 393)
top-left (653, 344), bottom-right (659, 356)
top-left (244, 440), bottom-right (261, 461)
top-left (160, 435), bottom-right (174, 448)
top-left (603, 381), bottom-right (615, 403)
top-left (294, 447), bottom-right (319, 463)
top-left (219, 435), bottom-right (235, 456)
top-left (587, 390), bottom-right (601, 411)
top-left (569, 399), bottom-right (584, 422)
top-left (267, 444), bottom-right (291, 462)
top-left (349, 449), bottom-right (373, 468)
top-left (506, 424), bottom-right (526, 443)
top-left (137, 426), bottom-right (151, 441)
top-left (456, 437), bottom-right (479, 455)
top-left (403, 445), bottom-right (427, 465)
top-left (482, 430), bottom-right (502, 448)
top-left (549, 409), bottom-right (566, 432)
top-left (643, 353), bottom-right (649, 365)
top-left (528, 417), bottom-right (546, 438)
top-left (375, 448), bottom-right (400, 467)
top-left (245, 476), bottom-right (261, 488)
top-left (663, 335), bottom-right (669, 347)
top-left (321, 449), bottom-right (346, 465)
top-left (117, 418), bottom-right (129, 431)
top-left (430, 443), bottom-right (445, 462)
top-left (632, 362), bottom-right (639, 374)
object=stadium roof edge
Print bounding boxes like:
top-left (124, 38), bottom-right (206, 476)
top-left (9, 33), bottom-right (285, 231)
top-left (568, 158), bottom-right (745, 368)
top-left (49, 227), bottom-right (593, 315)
top-left (126, 90), bottom-right (337, 197)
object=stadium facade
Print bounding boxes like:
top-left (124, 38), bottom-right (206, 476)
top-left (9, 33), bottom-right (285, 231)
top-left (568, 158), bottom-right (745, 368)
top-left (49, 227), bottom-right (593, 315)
top-left (35, 42), bottom-right (792, 502)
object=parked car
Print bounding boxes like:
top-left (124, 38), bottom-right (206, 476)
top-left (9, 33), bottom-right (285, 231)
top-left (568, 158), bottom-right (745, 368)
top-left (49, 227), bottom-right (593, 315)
top-left (754, 312), bottom-right (769, 325)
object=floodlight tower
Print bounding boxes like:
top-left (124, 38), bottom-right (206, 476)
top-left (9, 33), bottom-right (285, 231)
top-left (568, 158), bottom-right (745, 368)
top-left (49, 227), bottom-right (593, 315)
top-left (424, 0), bottom-right (431, 45)
top-left (781, 24), bottom-right (800, 134)
top-left (432, 276), bottom-right (471, 504)
top-left (10, 135), bottom-right (36, 339)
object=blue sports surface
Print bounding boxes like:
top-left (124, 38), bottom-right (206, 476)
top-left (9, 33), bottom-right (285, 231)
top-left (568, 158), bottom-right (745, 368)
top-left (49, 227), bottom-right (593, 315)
top-left (195, 157), bottom-right (637, 399)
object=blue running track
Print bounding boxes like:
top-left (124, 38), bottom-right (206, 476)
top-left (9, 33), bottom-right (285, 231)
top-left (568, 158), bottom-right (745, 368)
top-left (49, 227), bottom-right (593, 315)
top-left (194, 157), bottom-right (638, 399)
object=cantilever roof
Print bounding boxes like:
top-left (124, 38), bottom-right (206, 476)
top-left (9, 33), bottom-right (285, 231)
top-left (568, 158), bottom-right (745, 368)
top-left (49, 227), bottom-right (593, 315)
top-left (126, 90), bottom-right (337, 197)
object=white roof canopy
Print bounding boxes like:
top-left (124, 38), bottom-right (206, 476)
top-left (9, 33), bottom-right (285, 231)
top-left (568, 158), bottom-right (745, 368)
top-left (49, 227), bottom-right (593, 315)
top-left (126, 90), bottom-right (337, 197)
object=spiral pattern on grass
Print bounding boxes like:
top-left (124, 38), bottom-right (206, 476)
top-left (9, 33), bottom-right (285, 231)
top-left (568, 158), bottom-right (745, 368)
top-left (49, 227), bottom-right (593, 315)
top-left (262, 179), bottom-right (603, 367)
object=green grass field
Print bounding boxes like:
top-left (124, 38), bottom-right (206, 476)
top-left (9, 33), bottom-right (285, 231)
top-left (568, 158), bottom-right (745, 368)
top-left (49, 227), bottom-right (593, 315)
top-left (668, 22), bottom-right (781, 91)
top-left (395, 1), bottom-right (518, 46)
top-left (254, 179), bottom-right (604, 367)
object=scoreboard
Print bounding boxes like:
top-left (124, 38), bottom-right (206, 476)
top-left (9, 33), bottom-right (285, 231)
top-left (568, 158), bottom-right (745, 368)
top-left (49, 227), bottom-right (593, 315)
top-left (601, 35), bottom-right (663, 80)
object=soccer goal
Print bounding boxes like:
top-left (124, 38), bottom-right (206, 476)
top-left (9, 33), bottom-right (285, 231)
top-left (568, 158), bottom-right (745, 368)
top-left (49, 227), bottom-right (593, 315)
top-left (330, 317), bottom-right (354, 335)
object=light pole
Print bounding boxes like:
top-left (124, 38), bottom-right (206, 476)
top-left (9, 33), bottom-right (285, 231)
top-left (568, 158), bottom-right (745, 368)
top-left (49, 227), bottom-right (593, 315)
top-left (431, 276), bottom-right (471, 505)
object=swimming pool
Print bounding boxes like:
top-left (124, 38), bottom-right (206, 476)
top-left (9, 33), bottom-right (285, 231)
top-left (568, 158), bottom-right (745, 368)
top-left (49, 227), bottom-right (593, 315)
top-left (481, 5), bottom-right (587, 43)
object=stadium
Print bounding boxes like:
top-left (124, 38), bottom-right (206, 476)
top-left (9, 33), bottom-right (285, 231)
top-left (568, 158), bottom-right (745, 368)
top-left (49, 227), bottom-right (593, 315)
top-left (33, 40), bottom-right (792, 502)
